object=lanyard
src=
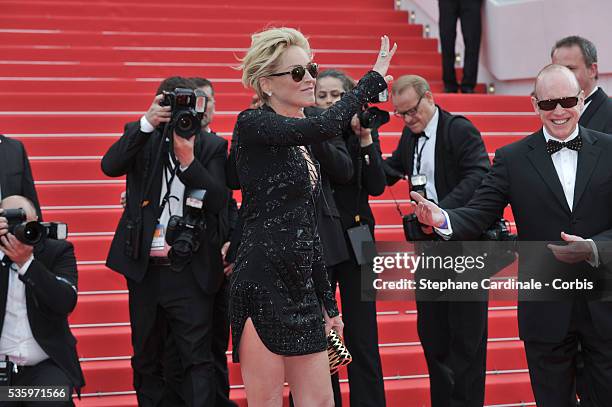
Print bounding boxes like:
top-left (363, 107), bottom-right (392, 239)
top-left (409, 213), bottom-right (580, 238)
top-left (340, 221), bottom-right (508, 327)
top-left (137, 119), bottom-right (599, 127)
top-left (157, 155), bottom-right (179, 223)
top-left (414, 134), bottom-right (429, 175)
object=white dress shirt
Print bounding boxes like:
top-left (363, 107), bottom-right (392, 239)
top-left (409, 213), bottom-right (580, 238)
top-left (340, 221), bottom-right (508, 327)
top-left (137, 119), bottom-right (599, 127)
top-left (140, 116), bottom-right (187, 257)
top-left (412, 107), bottom-right (440, 203)
top-left (0, 252), bottom-right (50, 366)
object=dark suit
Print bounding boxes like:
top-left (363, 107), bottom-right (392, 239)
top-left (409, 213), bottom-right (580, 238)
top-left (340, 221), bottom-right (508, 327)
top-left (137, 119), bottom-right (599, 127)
top-left (102, 122), bottom-right (228, 407)
top-left (385, 107), bottom-right (490, 407)
top-left (580, 87), bottom-right (612, 134)
top-left (438, 0), bottom-right (483, 92)
top-left (446, 127), bottom-right (612, 406)
top-left (0, 135), bottom-right (42, 219)
top-left (328, 126), bottom-right (387, 407)
top-left (0, 239), bottom-right (84, 402)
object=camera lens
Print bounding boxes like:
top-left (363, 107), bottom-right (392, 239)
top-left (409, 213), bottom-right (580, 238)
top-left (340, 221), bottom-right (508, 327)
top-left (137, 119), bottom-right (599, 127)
top-left (174, 112), bottom-right (198, 138)
top-left (14, 221), bottom-right (45, 245)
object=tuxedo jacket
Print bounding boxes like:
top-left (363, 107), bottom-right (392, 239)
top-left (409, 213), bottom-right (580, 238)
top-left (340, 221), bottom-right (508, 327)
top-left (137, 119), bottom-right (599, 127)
top-left (447, 126), bottom-right (612, 342)
top-left (580, 87), bottom-right (612, 135)
top-left (384, 107), bottom-right (490, 210)
top-left (0, 135), bottom-right (42, 219)
top-left (102, 122), bottom-right (228, 295)
top-left (0, 239), bottom-right (85, 392)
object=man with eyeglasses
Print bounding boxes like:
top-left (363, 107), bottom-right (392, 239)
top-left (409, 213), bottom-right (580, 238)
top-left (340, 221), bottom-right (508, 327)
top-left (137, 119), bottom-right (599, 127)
top-left (383, 74), bottom-right (490, 407)
top-left (409, 64), bottom-right (612, 406)
top-left (551, 36), bottom-right (612, 135)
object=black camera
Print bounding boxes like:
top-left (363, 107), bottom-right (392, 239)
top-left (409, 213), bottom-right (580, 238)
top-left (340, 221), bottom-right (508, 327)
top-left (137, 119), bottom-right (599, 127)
top-left (165, 189), bottom-right (207, 272)
top-left (481, 219), bottom-right (516, 242)
top-left (1, 208), bottom-right (68, 245)
top-left (358, 105), bottom-right (390, 129)
top-left (160, 88), bottom-right (207, 139)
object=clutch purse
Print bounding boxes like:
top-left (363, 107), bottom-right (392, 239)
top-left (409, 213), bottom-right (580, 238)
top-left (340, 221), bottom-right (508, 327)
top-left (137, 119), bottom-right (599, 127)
top-left (327, 329), bottom-right (352, 375)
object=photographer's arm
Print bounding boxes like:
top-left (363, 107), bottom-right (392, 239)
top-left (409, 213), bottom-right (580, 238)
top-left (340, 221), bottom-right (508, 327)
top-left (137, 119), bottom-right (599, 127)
top-left (361, 128), bottom-right (387, 196)
top-left (102, 95), bottom-right (170, 177)
top-left (18, 241), bottom-right (78, 315)
top-left (177, 138), bottom-right (228, 214)
top-left (310, 136), bottom-right (353, 184)
top-left (437, 120), bottom-right (490, 209)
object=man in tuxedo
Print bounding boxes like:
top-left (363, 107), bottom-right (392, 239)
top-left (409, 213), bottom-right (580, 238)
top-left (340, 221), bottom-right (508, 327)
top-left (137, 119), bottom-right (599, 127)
top-left (102, 76), bottom-right (228, 406)
top-left (552, 36), bottom-right (612, 134)
top-left (0, 135), bottom-right (42, 219)
top-left (0, 195), bottom-right (84, 404)
top-left (410, 64), bottom-right (612, 406)
top-left (384, 74), bottom-right (490, 407)
top-left (438, 0), bottom-right (483, 93)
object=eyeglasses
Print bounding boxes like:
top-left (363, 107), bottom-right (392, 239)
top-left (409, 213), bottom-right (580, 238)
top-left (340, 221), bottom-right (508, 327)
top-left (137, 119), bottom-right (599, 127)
top-left (269, 62), bottom-right (318, 82)
top-left (394, 95), bottom-right (424, 118)
top-left (536, 93), bottom-right (581, 111)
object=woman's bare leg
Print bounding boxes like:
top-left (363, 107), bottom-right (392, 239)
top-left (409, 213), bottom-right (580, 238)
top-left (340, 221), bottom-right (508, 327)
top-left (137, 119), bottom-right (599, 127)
top-left (285, 351), bottom-right (334, 407)
top-left (239, 318), bottom-right (285, 407)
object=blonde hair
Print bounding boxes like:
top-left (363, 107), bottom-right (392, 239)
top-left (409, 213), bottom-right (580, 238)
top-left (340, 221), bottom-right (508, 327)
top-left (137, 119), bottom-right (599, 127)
top-left (240, 27), bottom-right (311, 102)
top-left (392, 74), bottom-right (431, 97)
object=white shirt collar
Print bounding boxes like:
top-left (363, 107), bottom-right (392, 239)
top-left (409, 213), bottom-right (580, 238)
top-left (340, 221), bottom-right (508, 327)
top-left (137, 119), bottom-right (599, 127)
top-left (423, 107), bottom-right (439, 138)
top-left (542, 125), bottom-right (579, 144)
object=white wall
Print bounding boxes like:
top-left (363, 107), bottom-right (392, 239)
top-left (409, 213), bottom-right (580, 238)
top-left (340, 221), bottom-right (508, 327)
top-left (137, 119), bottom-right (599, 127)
top-left (399, 0), bottom-right (612, 95)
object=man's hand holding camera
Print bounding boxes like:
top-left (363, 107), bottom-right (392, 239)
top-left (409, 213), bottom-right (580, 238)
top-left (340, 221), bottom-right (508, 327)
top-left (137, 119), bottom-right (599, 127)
top-left (351, 115), bottom-right (373, 147)
top-left (173, 132), bottom-right (195, 169)
top-left (0, 210), bottom-right (33, 268)
top-left (145, 94), bottom-right (171, 128)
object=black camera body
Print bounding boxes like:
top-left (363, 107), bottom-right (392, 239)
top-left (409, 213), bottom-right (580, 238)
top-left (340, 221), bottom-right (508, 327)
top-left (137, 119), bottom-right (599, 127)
top-left (358, 106), bottom-right (390, 129)
top-left (165, 189), bottom-right (207, 272)
top-left (160, 87), bottom-right (207, 139)
top-left (481, 219), bottom-right (516, 242)
top-left (2, 208), bottom-right (68, 245)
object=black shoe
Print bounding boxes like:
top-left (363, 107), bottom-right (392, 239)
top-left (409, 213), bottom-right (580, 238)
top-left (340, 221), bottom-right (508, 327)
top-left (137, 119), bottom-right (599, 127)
top-left (444, 87), bottom-right (458, 93)
top-left (461, 86), bottom-right (475, 94)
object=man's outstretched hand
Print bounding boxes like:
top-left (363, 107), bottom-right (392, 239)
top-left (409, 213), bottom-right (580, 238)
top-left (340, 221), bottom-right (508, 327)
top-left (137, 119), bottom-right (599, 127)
top-left (547, 232), bottom-right (594, 264)
top-left (408, 191), bottom-right (447, 228)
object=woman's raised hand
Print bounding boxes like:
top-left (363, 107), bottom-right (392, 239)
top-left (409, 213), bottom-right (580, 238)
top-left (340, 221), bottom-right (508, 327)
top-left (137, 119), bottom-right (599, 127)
top-left (372, 35), bottom-right (397, 83)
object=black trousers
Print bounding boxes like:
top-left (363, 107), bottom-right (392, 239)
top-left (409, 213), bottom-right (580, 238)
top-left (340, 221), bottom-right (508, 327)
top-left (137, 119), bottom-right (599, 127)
top-left (0, 359), bottom-right (74, 407)
top-left (416, 300), bottom-right (488, 407)
top-left (127, 264), bottom-right (215, 407)
top-left (524, 300), bottom-right (612, 407)
top-left (438, 0), bottom-right (483, 91)
top-left (328, 259), bottom-right (386, 407)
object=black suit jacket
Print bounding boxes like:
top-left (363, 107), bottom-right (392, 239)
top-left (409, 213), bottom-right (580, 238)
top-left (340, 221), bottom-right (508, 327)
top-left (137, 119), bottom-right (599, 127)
top-left (101, 123), bottom-right (228, 295)
top-left (0, 239), bottom-right (85, 392)
top-left (384, 107), bottom-right (490, 210)
top-left (0, 135), bottom-right (43, 219)
top-left (580, 87), bottom-right (612, 135)
top-left (446, 127), bottom-right (612, 342)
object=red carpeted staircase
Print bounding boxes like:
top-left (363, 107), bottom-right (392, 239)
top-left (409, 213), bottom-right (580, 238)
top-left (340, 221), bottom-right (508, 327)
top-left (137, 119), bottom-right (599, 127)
top-left (0, 0), bottom-right (538, 405)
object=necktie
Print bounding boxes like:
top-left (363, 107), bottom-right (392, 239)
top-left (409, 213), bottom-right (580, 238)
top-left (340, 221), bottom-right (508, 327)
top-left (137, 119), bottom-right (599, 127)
top-left (546, 135), bottom-right (583, 155)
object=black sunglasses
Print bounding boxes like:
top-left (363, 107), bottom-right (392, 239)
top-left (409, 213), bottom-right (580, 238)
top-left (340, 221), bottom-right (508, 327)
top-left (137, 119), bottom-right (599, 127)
top-left (536, 93), bottom-right (581, 111)
top-left (269, 62), bottom-right (318, 82)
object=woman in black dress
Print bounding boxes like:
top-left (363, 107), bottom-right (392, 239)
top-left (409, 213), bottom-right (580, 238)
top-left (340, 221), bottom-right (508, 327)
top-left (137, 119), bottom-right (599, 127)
top-left (230, 27), bottom-right (396, 406)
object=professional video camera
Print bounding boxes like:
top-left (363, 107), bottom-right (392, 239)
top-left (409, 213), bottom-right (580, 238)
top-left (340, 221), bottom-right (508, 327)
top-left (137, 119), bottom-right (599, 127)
top-left (165, 189), bottom-right (207, 272)
top-left (160, 87), bottom-right (207, 139)
top-left (2, 208), bottom-right (68, 245)
top-left (357, 90), bottom-right (390, 129)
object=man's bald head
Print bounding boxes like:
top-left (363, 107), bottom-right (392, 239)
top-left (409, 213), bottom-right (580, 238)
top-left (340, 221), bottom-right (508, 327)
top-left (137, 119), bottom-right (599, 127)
top-left (534, 64), bottom-right (581, 100)
top-left (1, 195), bottom-right (38, 222)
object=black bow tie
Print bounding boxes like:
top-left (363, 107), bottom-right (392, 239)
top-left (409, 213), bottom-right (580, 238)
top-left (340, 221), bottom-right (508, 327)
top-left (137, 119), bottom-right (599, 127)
top-left (546, 135), bottom-right (583, 155)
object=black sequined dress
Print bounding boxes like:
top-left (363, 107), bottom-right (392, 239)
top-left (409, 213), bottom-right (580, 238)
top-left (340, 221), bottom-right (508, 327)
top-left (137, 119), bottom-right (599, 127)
top-left (230, 71), bottom-right (387, 362)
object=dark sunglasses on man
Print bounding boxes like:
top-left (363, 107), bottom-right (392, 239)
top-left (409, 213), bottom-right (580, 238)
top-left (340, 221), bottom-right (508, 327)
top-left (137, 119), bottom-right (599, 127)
top-left (269, 62), bottom-right (318, 82)
top-left (536, 92), bottom-right (582, 111)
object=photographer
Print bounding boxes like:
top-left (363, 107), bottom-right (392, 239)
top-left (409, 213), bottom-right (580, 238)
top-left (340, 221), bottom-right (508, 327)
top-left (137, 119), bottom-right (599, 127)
top-left (316, 69), bottom-right (387, 406)
top-left (383, 75), bottom-right (490, 407)
top-left (101, 76), bottom-right (227, 406)
top-left (0, 135), bottom-right (42, 220)
top-left (0, 195), bottom-right (84, 405)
